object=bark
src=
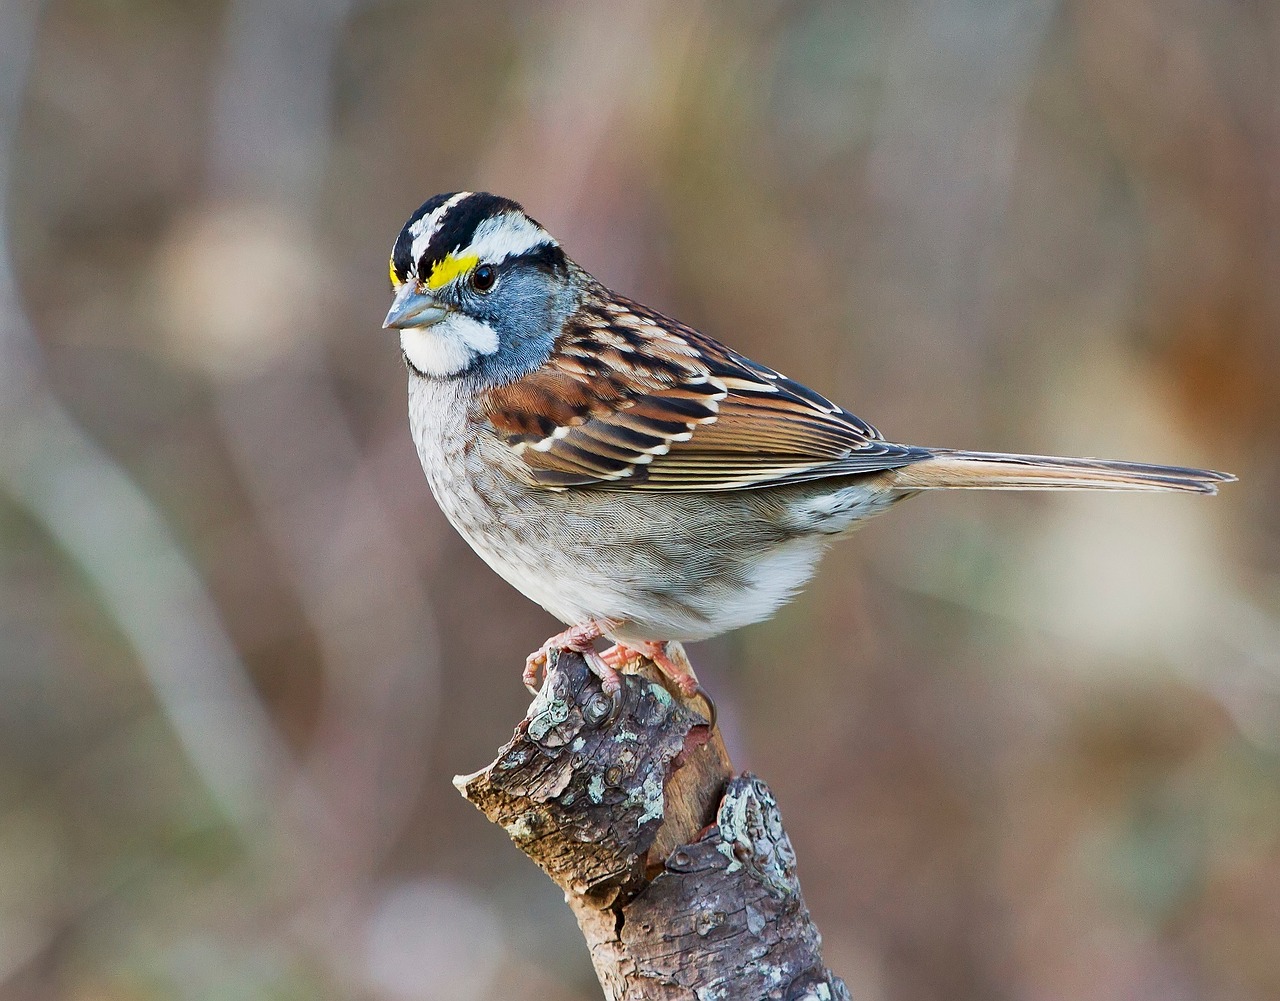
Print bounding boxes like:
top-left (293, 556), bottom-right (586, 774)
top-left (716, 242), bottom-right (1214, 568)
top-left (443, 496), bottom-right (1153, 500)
top-left (455, 650), bottom-right (850, 1000)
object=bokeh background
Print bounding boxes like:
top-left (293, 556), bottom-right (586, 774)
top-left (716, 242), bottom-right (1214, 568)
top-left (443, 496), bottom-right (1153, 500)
top-left (1, 1), bottom-right (1278, 998)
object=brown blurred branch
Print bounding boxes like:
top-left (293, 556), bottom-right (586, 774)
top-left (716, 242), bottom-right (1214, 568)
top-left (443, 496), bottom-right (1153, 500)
top-left (456, 652), bottom-right (850, 1000)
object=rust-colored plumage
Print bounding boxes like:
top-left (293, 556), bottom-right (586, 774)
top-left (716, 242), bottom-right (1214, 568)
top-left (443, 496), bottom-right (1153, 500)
top-left (480, 289), bottom-right (927, 490)
top-left (479, 287), bottom-right (1229, 496)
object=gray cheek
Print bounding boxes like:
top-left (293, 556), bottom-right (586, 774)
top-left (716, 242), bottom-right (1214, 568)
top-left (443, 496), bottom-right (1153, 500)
top-left (470, 275), bottom-right (572, 386)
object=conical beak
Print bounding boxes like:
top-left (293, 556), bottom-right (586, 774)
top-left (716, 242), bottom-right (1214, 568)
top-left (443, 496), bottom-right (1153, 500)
top-left (383, 284), bottom-right (448, 329)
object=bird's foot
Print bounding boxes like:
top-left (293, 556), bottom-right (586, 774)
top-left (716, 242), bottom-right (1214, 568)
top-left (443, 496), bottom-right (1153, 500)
top-left (524, 619), bottom-right (624, 710)
top-left (598, 641), bottom-right (640, 671)
top-left (600, 640), bottom-right (716, 728)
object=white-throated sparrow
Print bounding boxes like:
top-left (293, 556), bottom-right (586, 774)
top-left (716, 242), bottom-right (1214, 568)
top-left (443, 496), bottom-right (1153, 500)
top-left (384, 191), bottom-right (1233, 709)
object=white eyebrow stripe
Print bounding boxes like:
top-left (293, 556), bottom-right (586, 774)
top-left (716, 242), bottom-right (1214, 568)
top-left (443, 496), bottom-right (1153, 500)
top-left (468, 212), bottom-right (556, 263)
top-left (407, 191), bottom-right (472, 264)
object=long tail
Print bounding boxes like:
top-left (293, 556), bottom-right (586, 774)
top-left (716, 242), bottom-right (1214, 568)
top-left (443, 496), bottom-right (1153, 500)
top-left (890, 449), bottom-right (1234, 495)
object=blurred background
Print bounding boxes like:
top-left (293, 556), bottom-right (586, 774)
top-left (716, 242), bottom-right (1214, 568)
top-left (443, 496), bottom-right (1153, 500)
top-left (1, 0), bottom-right (1278, 998)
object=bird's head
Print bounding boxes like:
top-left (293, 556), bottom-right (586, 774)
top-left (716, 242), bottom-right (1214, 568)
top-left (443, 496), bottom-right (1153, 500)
top-left (385, 192), bottom-right (575, 382)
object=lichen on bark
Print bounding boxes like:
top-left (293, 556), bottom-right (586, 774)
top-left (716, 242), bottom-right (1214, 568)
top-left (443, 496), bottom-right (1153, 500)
top-left (455, 651), bottom-right (849, 999)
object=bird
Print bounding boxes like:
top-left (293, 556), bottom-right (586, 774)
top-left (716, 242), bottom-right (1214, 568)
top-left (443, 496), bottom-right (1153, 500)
top-left (383, 191), bottom-right (1233, 717)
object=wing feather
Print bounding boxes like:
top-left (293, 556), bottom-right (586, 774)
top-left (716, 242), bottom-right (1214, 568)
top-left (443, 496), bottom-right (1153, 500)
top-left (479, 290), bottom-right (927, 491)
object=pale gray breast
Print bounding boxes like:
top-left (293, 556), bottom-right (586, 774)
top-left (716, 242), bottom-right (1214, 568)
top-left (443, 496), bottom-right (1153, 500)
top-left (406, 376), bottom-right (520, 543)
top-left (404, 373), bottom-right (890, 641)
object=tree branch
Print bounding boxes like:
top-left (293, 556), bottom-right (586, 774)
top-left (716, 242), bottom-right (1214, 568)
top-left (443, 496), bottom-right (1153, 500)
top-left (455, 651), bottom-right (850, 1000)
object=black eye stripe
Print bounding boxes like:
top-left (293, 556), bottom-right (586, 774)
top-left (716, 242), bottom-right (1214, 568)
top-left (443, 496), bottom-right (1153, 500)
top-left (472, 245), bottom-right (567, 283)
top-left (522, 242), bottom-right (567, 274)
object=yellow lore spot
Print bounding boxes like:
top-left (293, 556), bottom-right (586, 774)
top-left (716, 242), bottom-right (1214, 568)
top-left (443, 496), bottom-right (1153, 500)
top-left (426, 252), bottom-right (479, 291)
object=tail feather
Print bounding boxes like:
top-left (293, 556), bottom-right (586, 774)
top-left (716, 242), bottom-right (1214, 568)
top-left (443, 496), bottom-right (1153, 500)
top-left (891, 449), bottom-right (1234, 495)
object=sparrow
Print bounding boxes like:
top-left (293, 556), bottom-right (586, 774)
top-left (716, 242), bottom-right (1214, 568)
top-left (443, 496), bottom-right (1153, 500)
top-left (383, 191), bottom-right (1233, 715)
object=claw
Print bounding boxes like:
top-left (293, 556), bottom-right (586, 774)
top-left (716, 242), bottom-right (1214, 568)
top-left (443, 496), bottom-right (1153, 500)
top-left (523, 618), bottom-right (620, 694)
top-left (583, 648), bottom-right (625, 721)
top-left (692, 683), bottom-right (717, 730)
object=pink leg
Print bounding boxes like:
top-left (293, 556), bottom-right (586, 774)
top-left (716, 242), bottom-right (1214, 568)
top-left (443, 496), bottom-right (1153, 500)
top-left (635, 641), bottom-right (700, 697)
top-left (524, 618), bottom-right (623, 695)
top-left (600, 641), bottom-right (715, 727)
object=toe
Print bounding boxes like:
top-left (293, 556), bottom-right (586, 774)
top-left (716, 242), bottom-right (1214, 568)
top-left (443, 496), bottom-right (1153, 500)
top-left (523, 651), bottom-right (548, 693)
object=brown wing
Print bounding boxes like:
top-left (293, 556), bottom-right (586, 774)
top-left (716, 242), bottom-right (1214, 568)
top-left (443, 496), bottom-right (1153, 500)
top-left (478, 292), bottom-right (928, 491)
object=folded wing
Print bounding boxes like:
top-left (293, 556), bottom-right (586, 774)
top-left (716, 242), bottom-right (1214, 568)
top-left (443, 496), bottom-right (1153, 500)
top-left (478, 293), bottom-right (928, 491)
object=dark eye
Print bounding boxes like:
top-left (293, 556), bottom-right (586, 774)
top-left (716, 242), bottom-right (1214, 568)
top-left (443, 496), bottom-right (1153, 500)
top-left (471, 264), bottom-right (496, 292)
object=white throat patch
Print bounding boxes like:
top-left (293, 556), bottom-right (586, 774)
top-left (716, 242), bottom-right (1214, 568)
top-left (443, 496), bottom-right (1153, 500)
top-left (401, 313), bottom-right (500, 378)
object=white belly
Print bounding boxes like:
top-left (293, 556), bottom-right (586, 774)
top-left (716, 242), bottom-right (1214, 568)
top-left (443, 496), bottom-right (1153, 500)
top-left (406, 377), bottom-right (890, 643)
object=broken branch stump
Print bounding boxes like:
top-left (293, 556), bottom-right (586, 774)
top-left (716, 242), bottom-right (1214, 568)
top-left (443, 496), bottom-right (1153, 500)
top-left (454, 650), bottom-right (850, 1000)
